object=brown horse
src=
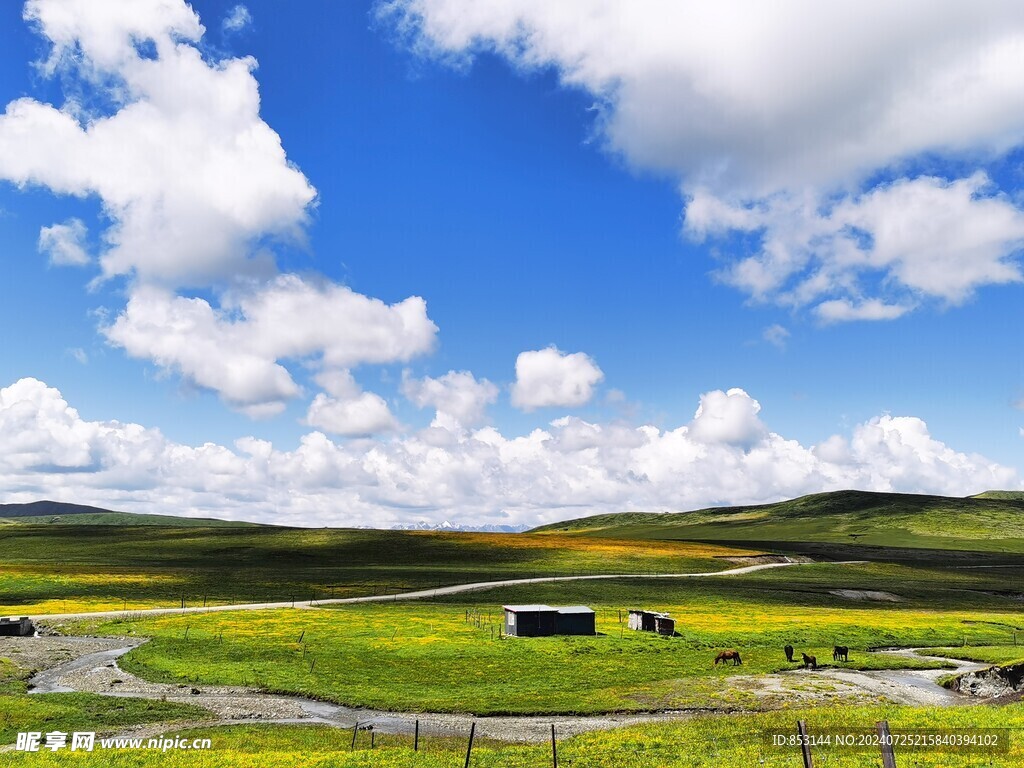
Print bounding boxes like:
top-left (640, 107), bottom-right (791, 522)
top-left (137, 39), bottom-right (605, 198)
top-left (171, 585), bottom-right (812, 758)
top-left (833, 645), bottom-right (849, 662)
top-left (784, 644), bottom-right (794, 662)
top-left (801, 652), bottom-right (817, 669)
top-left (714, 650), bottom-right (742, 666)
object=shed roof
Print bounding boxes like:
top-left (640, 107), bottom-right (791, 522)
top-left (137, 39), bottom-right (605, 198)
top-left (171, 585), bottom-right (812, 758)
top-left (503, 604), bottom-right (553, 613)
top-left (629, 609), bottom-right (671, 618)
top-left (555, 606), bottom-right (595, 614)
top-left (502, 604), bottom-right (595, 614)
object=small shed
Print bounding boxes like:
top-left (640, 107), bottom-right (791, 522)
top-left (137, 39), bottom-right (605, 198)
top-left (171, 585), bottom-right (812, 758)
top-left (553, 606), bottom-right (597, 636)
top-left (0, 617), bottom-right (34, 637)
top-left (503, 605), bottom-right (596, 637)
top-left (628, 609), bottom-right (675, 636)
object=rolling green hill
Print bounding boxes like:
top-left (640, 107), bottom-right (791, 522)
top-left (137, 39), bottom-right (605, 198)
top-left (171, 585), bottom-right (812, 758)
top-left (0, 511), bottom-right (261, 527)
top-left (0, 500), bottom-right (259, 527)
top-left (531, 489), bottom-right (1024, 555)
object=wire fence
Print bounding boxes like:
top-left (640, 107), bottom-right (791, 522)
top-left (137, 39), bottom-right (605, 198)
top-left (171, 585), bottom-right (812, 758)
top-left (336, 718), bottom-right (1013, 767)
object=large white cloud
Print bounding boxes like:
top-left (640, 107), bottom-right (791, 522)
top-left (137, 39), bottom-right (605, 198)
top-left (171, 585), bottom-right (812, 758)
top-left (384, 0), bottom-right (1024, 195)
top-left (511, 347), bottom-right (604, 411)
top-left (1, 377), bottom-right (1017, 527)
top-left (702, 174), bottom-right (1024, 315)
top-left (383, 1), bottom-right (1024, 319)
top-left (1, 0), bottom-right (316, 287)
top-left (305, 370), bottom-right (399, 437)
top-left (103, 277), bottom-right (437, 415)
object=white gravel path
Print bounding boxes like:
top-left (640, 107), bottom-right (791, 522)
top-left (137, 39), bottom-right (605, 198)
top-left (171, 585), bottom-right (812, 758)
top-left (28, 559), bottom-right (866, 622)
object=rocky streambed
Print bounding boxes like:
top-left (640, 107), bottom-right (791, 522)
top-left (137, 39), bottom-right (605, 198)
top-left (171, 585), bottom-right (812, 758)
top-left (947, 661), bottom-right (1024, 701)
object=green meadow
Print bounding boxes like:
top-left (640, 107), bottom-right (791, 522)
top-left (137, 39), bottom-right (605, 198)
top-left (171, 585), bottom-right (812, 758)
top-left (58, 561), bottom-right (1024, 716)
top-left (0, 525), bottom-right (747, 614)
top-left (535, 489), bottom-right (1024, 556)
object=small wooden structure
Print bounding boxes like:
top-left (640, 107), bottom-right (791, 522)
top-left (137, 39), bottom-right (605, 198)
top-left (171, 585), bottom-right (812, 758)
top-left (503, 605), bottom-right (596, 637)
top-left (0, 617), bottom-right (34, 637)
top-left (628, 609), bottom-right (675, 636)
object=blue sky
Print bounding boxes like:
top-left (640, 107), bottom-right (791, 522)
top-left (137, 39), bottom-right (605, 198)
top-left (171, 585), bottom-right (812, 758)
top-left (0, 1), bottom-right (1021, 526)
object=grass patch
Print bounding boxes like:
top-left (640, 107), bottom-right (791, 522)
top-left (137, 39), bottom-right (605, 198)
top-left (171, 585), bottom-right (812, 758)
top-left (534, 489), bottom-right (1024, 555)
top-left (0, 693), bottom-right (209, 745)
top-left (0, 527), bottom-right (751, 615)
top-left (925, 646), bottom-right (1024, 666)
top-left (11, 705), bottom-right (1024, 766)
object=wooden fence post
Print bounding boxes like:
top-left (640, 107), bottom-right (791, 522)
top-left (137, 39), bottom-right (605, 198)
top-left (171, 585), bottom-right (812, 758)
top-left (551, 723), bottom-right (558, 768)
top-left (350, 722), bottom-right (359, 749)
top-left (876, 721), bottom-right (896, 768)
top-left (797, 720), bottom-right (814, 768)
top-left (414, 719), bottom-right (419, 751)
top-left (464, 722), bottom-right (476, 768)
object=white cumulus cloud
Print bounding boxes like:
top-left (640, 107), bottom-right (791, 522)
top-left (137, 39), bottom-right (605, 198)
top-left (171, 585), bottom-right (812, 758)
top-left (223, 4), bottom-right (252, 33)
top-left (38, 218), bottom-right (90, 266)
top-left (403, 370), bottom-right (498, 430)
top-left (2, 0), bottom-right (316, 287)
top-left (103, 277), bottom-right (437, 415)
top-left (511, 346), bottom-right (604, 411)
top-left (762, 324), bottom-right (790, 349)
top-left (305, 371), bottom-right (399, 437)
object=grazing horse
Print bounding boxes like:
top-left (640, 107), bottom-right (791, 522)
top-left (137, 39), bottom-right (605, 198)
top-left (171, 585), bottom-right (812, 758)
top-left (714, 650), bottom-right (742, 666)
top-left (784, 644), bottom-right (795, 662)
top-left (833, 645), bottom-right (849, 662)
top-left (802, 652), bottom-right (817, 670)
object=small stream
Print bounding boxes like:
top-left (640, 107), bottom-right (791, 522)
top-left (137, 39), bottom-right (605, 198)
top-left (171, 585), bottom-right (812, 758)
top-left (810, 648), bottom-right (988, 707)
top-left (25, 640), bottom-right (694, 742)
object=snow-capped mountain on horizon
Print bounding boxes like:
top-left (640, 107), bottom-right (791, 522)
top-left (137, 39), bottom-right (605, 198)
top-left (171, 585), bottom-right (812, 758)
top-left (390, 520), bottom-right (529, 533)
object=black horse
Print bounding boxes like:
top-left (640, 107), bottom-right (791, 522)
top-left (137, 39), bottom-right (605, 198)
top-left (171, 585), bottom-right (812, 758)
top-left (784, 644), bottom-right (795, 662)
top-left (833, 645), bottom-right (849, 662)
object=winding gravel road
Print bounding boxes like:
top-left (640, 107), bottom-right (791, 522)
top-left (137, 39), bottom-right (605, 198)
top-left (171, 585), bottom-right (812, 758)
top-left (30, 558), bottom-right (865, 622)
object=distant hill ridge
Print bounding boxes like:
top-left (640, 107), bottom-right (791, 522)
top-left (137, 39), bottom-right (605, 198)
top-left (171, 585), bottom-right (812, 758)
top-left (530, 489), bottom-right (1024, 555)
top-left (0, 500), bottom-right (259, 527)
top-left (0, 500), bottom-right (118, 517)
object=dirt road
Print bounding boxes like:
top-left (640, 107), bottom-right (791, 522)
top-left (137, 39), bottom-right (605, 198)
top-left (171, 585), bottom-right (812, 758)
top-left (29, 559), bottom-right (865, 622)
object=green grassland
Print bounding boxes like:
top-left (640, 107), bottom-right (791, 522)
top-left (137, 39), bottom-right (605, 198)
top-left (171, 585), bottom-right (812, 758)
top-left (0, 526), bottom-right (749, 614)
top-left (56, 561), bottom-right (1024, 716)
top-left (533, 489), bottom-right (1024, 554)
top-left (921, 646), bottom-right (1024, 666)
top-left (6, 491), bottom-right (1024, 764)
top-left (0, 694), bottom-right (209, 747)
top-left (13, 705), bottom-right (1024, 767)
